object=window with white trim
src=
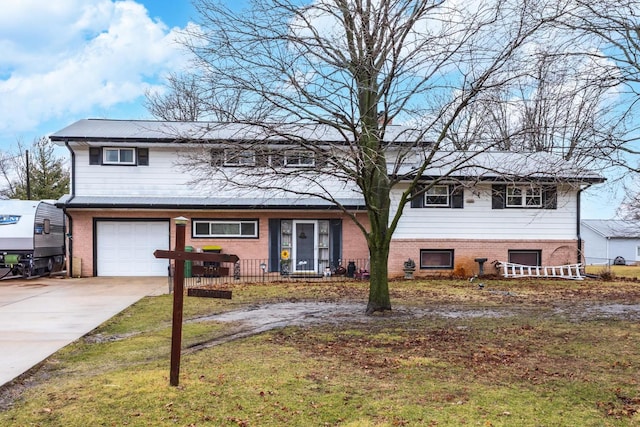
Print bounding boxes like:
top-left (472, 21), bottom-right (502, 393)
top-left (193, 220), bottom-right (258, 238)
top-left (103, 148), bottom-right (135, 165)
top-left (424, 185), bottom-right (450, 206)
top-left (224, 150), bottom-right (255, 166)
top-left (506, 185), bottom-right (542, 207)
top-left (284, 151), bottom-right (315, 167)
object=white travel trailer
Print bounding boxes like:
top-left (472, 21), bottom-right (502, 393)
top-left (0, 200), bottom-right (65, 277)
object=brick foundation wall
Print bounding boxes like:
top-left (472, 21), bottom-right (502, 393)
top-left (66, 209), bottom-right (369, 277)
top-left (389, 239), bottom-right (579, 279)
top-left (67, 210), bottom-right (573, 279)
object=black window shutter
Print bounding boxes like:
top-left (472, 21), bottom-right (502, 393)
top-left (492, 184), bottom-right (506, 209)
top-left (137, 148), bottom-right (149, 166)
top-left (268, 219), bottom-right (281, 272)
top-left (329, 219), bottom-right (342, 270)
top-left (89, 147), bottom-right (101, 165)
top-left (410, 185), bottom-right (424, 208)
top-left (450, 185), bottom-right (464, 209)
top-left (542, 185), bottom-right (557, 209)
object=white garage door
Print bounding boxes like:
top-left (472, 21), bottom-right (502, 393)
top-left (96, 221), bottom-right (170, 276)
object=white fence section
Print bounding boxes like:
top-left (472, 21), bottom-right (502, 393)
top-left (498, 262), bottom-right (584, 280)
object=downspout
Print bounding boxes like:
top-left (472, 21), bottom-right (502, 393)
top-left (576, 184), bottom-right (593, 265)
top-left (64, 141), bottom-right (76, 277)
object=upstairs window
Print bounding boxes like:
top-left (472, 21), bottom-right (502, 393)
top-left (103, 148), bottom-right (135, 165)
top-left (492, 184), bottom-right (556, 209)
top-left (224, 150), bottom-right (255, 166)
top-left (90, 147), bottom-right (148, 166)
top-left (284, 151), bottom-right (315, 167)
top-left (411, 184), bottom-right (464, 209)
top-left (506, 186), bottom-right (542, 207)
top-left (425, 185), bottom-right (450, 206)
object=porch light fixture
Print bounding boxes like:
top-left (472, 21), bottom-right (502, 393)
top-left (174, 216), bottom-right (188, 226)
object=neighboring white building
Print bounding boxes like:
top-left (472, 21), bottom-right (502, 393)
top-left (50, 119), bottom-right (605, 278)
top-left (581, 220), bottom-right (640, 265)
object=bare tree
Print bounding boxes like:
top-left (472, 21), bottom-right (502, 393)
top-left (557, 1), bottom-right (640, 167)
top-left (547, 1), bottom-right (640, 217)
top-left (145, 72), bottom-right (258, 122)
top-left (145, 73), bottom-right (208, 121)
top-left (175, 0), bottom-right (572, 313)
top-left (448, 47), bottom-right (623, 165)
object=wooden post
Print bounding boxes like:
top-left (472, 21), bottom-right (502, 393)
top-left (153, 227), bottom-right (239, 387)
top-left (170, 216), bottom-right (187, 387)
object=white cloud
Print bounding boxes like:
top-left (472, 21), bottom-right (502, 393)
top-left (0, 0), bottom-right (194, 138)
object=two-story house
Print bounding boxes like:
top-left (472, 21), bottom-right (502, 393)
top-left (50, 119), bottom-right (605, 278)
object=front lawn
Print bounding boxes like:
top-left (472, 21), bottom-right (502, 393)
top-left (1, 279), bottom-right (639, 426)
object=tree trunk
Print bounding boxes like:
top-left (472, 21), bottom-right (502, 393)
top-left (363, 151), bottom-right (393, 314)
top-left (366, 240), bottom-right (391, 314)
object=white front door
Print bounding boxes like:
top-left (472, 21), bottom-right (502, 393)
top-left (292, 220), bottom-right (317, 273)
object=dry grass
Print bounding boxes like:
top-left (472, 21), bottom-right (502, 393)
top-left (585, 264), bottom-right (640, 279)
top-left (1, 278), bottom-right (640, 426)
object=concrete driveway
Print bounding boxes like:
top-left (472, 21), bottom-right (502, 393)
top-left (0, 276), bottom-right (167, 387)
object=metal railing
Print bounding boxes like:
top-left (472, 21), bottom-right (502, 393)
top-left (168, 258), bottom-right (371, 289)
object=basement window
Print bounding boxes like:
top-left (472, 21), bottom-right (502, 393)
top-left (420, 249), bottom-right (454, 269)
top-left (508, 250), bottom-right (541, 266)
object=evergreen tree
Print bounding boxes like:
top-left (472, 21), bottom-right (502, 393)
top-left (0, 137), bottom-right (69, 200)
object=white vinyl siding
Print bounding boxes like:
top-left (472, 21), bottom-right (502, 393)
top-left (73, 147), bottom-right (357, 199)
top-left (392, 183), bottom-right (577, 240)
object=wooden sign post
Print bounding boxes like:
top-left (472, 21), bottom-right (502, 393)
top-left (153, 217), bottom-right (239, 387)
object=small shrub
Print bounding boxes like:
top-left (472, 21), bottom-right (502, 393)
top-left (451, 266), bottom-right (466, 279)
top-left (597, 267), bottom-right (616, 281)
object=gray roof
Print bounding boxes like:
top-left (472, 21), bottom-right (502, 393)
top-left (50, 119), bottom-right (605, 183)
top-left (55, 195), bottom-right (365, 210)
top-left (404, 151), bottom-right (604, 183)
top-left (49, 118), bottom-right (423, 143)
top-left (581, 219), bottom-right (640, 238)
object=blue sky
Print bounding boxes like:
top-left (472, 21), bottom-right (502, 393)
top-left (0, 0), bottom-right (620, 218)
top-left (0, 0), bottom-right (201, 152)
